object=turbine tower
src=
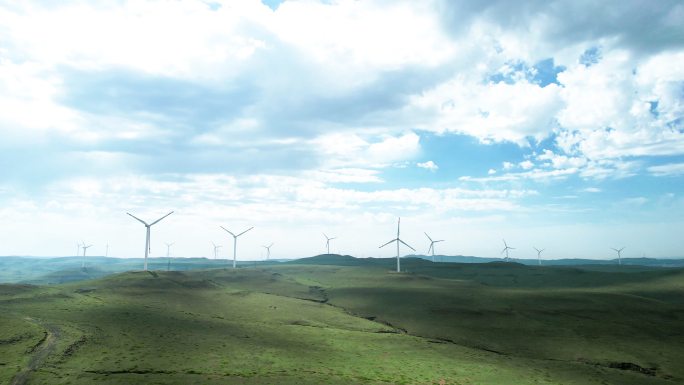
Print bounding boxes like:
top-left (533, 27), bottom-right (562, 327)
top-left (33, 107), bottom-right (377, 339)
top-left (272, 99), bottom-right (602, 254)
top-left (533, 247), bottom-right (545, 266)
top-left (424, 232), bottom-right (444, 262)
top-left (379, 217), bottom-right (415, 273)
top-left (501, 239), bottom-right (515, 262)
top-left (220, 226), bottom-right (254, 269)
top-left (212, 242), bottom-right (222, 259)
top-left (323, 233), bottom-right (336, 254)
top-left (611, 247), bottom-right (625, 265)
top-left (127, 211), bottom-right (174, 271)
top-left (81, 242), bottom-right (92, 269)
top-left (165, 242), bottom-right (175, 271)
top-left (262, 243), bottom-right (273, 260)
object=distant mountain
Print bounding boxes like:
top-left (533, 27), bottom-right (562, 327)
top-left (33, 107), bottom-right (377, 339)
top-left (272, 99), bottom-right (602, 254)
top-left (0, 256), bottom-right (280, 284)
top-left (408, 254), bottom-right (684, 267)
top-left (3, 254), bottom-right (683, 285)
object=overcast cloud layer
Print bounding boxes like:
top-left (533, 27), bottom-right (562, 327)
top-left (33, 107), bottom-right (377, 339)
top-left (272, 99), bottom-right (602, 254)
top-left (1, 0), bottom-right (683, 260)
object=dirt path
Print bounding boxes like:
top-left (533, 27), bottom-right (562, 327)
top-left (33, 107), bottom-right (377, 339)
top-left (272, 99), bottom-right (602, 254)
top-left (10, 318), bottom-right (61, 385)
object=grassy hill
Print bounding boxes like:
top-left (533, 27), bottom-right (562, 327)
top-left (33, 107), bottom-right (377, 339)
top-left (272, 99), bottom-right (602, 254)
top-left (1, 258), bottom-right (683, 384)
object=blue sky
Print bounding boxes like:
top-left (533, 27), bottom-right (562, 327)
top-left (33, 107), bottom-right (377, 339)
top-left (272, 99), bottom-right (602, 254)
top-left (1, 0), bottom-right (683, 260)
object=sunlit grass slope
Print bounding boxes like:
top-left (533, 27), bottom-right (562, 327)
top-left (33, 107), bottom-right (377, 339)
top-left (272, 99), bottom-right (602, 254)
top-left (1, 257), bottom-right (682, 384)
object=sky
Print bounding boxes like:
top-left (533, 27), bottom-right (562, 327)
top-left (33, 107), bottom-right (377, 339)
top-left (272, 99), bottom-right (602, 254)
top-left (1, 0), bottom-right (683, 261)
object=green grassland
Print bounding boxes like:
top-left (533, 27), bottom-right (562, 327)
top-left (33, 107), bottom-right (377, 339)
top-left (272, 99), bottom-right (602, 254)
top-left (1, 257), bottom-right (683, 384)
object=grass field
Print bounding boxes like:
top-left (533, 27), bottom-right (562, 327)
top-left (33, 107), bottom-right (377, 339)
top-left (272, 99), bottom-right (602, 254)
top-left (1, 256), bottom-right (682, 384)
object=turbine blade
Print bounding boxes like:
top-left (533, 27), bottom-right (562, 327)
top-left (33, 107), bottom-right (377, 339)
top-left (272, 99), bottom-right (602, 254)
top-left (220, 226), bottom-right (236, 237)
top-left (269, 243), bottom-right (274, 247)
top-left (379, 239), bottom-right (397, 249)
top-left (150, 211), bottom-right (174, 226)
top-left (435, 240), bottom-right (444, 243)
top-left (127, 212), bottom-right (148, 226)
top-left (237, 227), bottom-right (254, 237)
top-left (397, 217), bottom-right (401, 238)
top-left (323, 233), bottom-right (328, 240)
top-left (398, 239), bottom-right (415, 251)
top-left (424, 232), bottom-right (432, 242)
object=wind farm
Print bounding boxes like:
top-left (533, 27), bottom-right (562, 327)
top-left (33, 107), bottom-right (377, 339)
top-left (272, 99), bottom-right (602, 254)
top-left (1, 1), bottom-right (683, 384)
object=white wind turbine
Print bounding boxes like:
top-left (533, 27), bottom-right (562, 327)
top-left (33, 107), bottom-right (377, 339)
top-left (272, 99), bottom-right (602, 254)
top-left (611, 247), bottom-right (625, 265)
top-left (379, 217), bottom-right (415, 273)
top-left (501, 239), bottom-right (515, 262)
top-left (81, 242), bottom-right (92, 269)
top-left (533, 247), bottom-right (545, 266)
top-left (127, 211), bottom-right (174, 271)
top-left (262, 243), bottom-right (273, 260)
top-left (212, 242), bottom-right (222, 259)
top-left (105, 243), bottom-right (109, 258)
top-left (165, 242), bottom-right (175, 271)
top-left (424, 232), bottom-right (444, 262)
top-left (220, 226), bottom-right (254, 269)
top-left (323, 233), bottom-right (336, 255)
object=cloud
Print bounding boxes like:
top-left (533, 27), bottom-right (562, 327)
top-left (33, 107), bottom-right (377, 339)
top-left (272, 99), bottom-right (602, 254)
top-left (582, 187), bottom-right (602, 193)
top-left (648, 163), bottom-right (684, 177)
top-left (519, 160), bottom-right (534, 170)
top-left (417, 160), bottom-right (438, 171)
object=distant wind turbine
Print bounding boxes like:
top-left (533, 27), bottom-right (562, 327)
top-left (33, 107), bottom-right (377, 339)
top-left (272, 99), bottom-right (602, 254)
top-left (611, 247), bottom-right (625, 265)
top-left (105, 243), bottom-right (109, 258)
top-left (323, 233), bottom-right (336, 254)
top-left (379, 217), bottom-right (415, 273)
top-left (262, 243), bottom-right (273, 260)
top-left (212, 242), bottom-right (222, 259)
top-left (501, 239), bottom-right (515, 262)
top-left (533, 247), bottom-right (545, 266)
top-left (220, 226), bottom-right (254, 269)
top-left (127, 211), bottom-right (174, 271)
top-left (81, 242), bottom-right (92, 269)
top-left (424, 232), bottom-right (444, 262)
top-left (165, 242), bottom-right (175, 271)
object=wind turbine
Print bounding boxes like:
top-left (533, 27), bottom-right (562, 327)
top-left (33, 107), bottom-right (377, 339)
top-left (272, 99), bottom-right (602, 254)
top-left (533, 247), bottom-right (545, 266)
top-left (611, 247), bottom-right (625, 265)
top-left (262, 243), bottom-right (273, 260)
top-left (379, 217), bottom-right (415, 273)
top-left (212, 242), bottom-right (222, 259)
top-left (105, 243), bottom-right (109, 258)
top-left (81, 242), bottom-right (92, 269)
top-left (323, 233), bottom-right (336, 254)
top-left (127, 211), bottom-right (174, 271)
top-left (220, 226), bottom-right (254, 269)
top-left (501, 239), bottom-right (515, 262)
top-left (424, 232), bottom-right (444, 262)
top-left (165, 242), bottom-right (175, 271)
